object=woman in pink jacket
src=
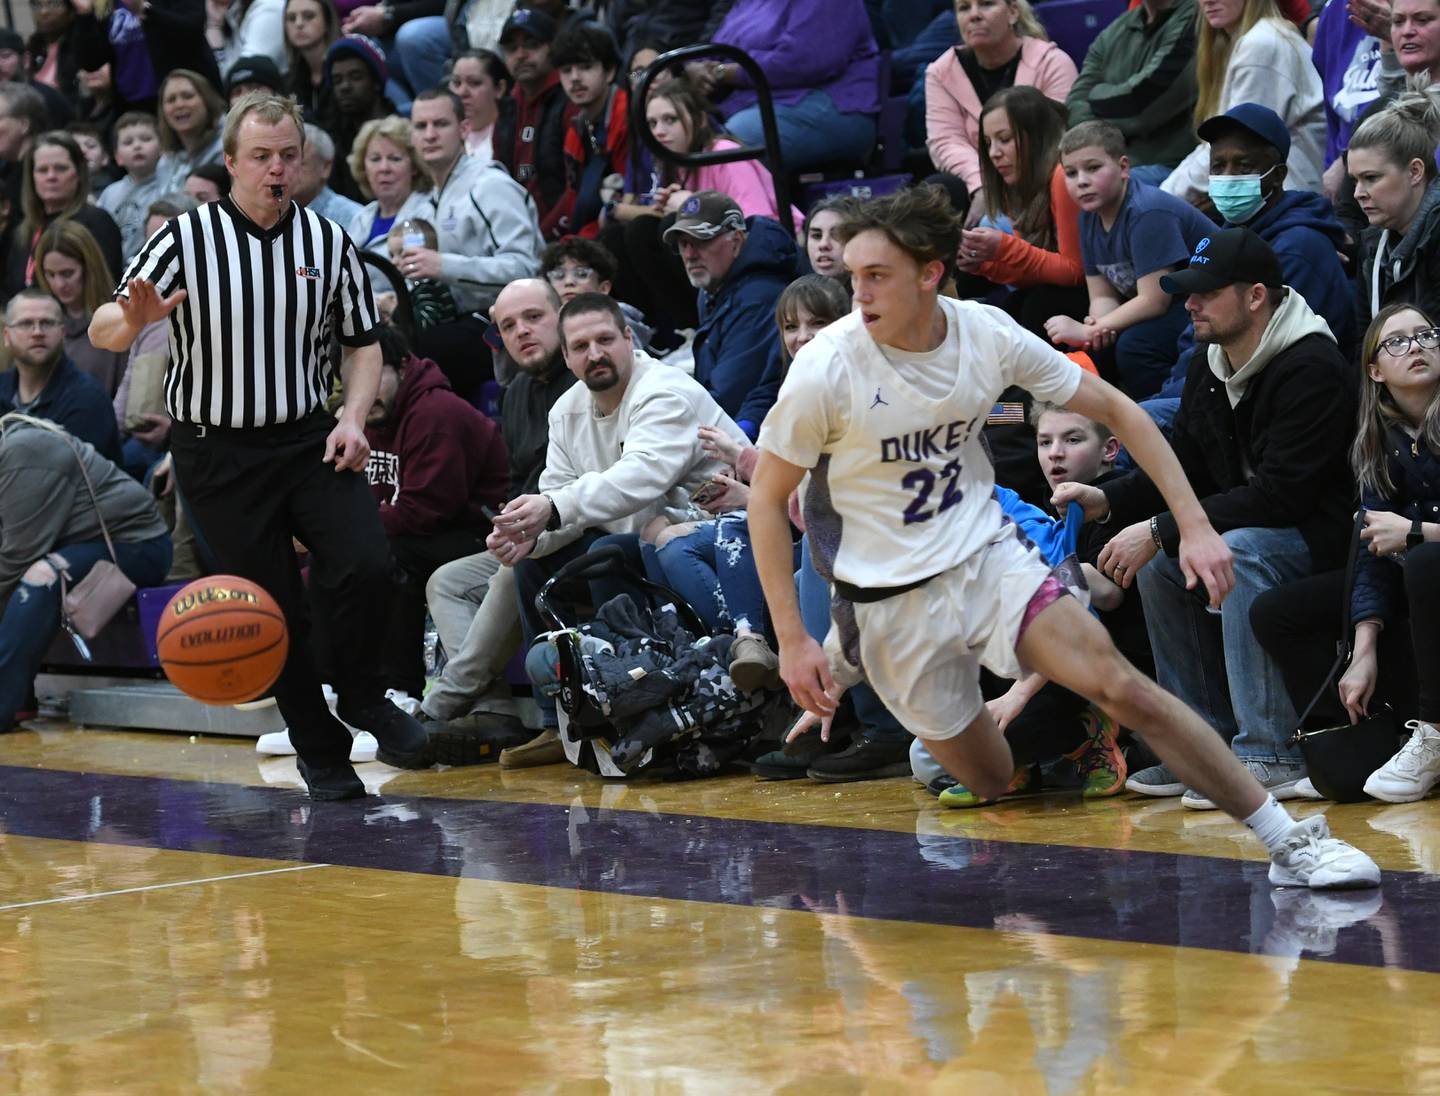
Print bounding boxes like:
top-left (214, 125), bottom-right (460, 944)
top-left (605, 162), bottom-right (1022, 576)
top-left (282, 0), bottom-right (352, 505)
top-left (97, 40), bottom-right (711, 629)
top-left (925, 0), bottom-right (1077, 225)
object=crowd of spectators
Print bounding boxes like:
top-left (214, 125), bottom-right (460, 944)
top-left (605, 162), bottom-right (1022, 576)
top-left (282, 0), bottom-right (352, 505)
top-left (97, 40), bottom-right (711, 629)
top-left (8, 0), bottom-right (1440, 814)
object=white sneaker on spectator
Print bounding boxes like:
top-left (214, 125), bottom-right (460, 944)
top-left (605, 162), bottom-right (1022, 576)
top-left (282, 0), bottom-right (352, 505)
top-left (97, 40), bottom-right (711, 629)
top-left (1182, 759), bottom-right (1308, 810)
top-left (1363, 721), bottom-right (1440, 803)
top-left (1268, 814), bottom-right (1381, 889)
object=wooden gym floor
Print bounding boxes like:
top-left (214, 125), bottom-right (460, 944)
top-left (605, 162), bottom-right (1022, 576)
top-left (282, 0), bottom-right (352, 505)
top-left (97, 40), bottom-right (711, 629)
top-left (1, 724), bottom-right (1438, 1093)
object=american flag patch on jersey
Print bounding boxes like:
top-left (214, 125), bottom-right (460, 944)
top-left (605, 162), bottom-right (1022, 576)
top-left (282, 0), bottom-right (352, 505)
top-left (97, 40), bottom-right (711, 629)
top-left (987, 402), bottom-right (1026, 425)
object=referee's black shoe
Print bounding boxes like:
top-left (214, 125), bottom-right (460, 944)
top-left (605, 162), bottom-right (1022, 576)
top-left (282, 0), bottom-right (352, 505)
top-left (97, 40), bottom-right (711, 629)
top-left (336, 699), bottom-right (436, 769)
top-left (297, 758), bottom-right (367, 801)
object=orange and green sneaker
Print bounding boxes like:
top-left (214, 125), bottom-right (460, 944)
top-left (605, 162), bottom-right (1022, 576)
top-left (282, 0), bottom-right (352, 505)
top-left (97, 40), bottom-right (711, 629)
top-left (1069, 706), bottom-right (1126, 798)
top-left (937, 763), bottom-right (1040, 809)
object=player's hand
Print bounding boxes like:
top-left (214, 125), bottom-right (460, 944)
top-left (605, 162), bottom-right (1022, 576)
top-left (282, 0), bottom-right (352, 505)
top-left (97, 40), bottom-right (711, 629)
top-left (486, 527), bottom-right (534, 567)
top-left (493, 494), bottom-right (553, 541)
top-left (779, 633), bottom-right (840, 720)
top-left (1177, 521), bottom-right (1234, 608)
top-left (698, 472), bottom-right (749, 513)
top-left (119, 278), bottom-right (187, 329)
top-left (786, 706), bottom-right (839, 744)
top-left (1096, 521), bottom-right (1158, 589)
top-left (399, 245), bottom-right (443, 281)
top-left (323, 419), bottom-right (369, 472)
top-left (1050, 481), bottom-right (1109, 522)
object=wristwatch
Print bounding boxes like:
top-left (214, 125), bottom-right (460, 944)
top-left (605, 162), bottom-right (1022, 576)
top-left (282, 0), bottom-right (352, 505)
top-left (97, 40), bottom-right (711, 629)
top-left (1407, 516), bottom-right (1425, 550)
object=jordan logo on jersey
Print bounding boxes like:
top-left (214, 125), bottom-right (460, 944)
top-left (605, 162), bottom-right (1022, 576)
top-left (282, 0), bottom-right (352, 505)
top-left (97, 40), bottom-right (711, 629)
top-left (869, 387), bottom-right (888, 409)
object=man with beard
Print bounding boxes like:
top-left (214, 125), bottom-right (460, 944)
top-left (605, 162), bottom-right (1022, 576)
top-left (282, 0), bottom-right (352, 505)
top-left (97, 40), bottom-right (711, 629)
top-left (418, 278), bottom-right (576, 765)
top-left (488, 292), bottom-right (748, 752)
top-left (493, 8), bottom-right (574, 227)
top-left (0, 289), bottom-right (119, 462)
top-left (322, 36), bottom-right (395, 202)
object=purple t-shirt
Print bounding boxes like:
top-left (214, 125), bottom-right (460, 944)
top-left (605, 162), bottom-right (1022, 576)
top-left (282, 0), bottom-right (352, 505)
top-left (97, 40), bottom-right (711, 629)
top-left (1311, 0), bottom-right (1383, 164)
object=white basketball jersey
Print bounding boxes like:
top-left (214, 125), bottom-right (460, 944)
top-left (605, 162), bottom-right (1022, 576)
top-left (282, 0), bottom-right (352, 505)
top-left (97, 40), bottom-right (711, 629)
top-left (760, 298), bottom-right (1083, 589)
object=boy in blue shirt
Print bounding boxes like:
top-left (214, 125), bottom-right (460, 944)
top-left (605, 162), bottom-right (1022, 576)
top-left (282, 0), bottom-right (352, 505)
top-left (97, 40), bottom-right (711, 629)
top-left (1044, 120), bottom-right (1215, 399)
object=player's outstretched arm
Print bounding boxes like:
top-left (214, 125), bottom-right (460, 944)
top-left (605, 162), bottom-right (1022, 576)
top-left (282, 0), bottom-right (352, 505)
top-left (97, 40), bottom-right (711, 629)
top-left (1059, 370), bottom-right (1234, 607)
top-left (90, 279), bottom-right (187, 352)
top-left (748, 449), bottom-right (839, 719)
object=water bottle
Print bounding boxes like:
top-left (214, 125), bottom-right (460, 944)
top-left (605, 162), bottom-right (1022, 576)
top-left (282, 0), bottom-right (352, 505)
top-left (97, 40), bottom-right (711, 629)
top-left (399, 219), bottom-right (426, 252)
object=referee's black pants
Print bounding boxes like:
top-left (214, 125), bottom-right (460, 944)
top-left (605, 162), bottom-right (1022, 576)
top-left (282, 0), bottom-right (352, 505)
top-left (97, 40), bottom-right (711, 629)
top-left (171, 413), bottom-right (391, 767)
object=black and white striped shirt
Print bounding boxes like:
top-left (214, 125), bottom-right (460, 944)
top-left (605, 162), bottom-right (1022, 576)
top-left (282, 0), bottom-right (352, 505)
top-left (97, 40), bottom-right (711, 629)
top-left (117, 198), bottom-right (379, 429)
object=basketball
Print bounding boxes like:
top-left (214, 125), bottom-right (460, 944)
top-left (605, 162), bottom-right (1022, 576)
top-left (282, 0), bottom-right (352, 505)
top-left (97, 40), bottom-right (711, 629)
top-left (156, 576), bottom-right (289, 705)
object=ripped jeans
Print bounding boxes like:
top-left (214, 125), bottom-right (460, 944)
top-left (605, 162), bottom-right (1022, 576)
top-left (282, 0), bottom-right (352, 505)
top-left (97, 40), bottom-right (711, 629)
top-left (0, 535), bottom-right (172, 724)
top-left (644, 512), bottom-right (767, 636)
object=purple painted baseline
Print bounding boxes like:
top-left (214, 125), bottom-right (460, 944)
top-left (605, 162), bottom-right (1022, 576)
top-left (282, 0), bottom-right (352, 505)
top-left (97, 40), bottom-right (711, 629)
top-left (2, 765), bottom-right (1438, 973)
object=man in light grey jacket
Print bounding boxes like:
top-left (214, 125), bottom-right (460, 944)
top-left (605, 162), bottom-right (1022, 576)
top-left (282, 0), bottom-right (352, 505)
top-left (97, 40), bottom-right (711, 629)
top-left (402, 87), bottom-right (542, 393)
top-left (0, 417), bottom-right (171, 730)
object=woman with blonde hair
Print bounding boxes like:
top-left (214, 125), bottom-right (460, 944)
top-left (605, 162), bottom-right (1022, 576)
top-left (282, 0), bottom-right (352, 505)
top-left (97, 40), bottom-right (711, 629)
top-left (34, 218), bottom-right (127, 395)
top-left (1161, 0), bottom-right (1324, 203)
top-left (156, 68), bottom-right (227, 182)
top-left (925, 0), bottom-right (1077, 226)
top-left (2, 131), bottom-right (122, 298)
top-left (1348, 91), bottom-right (1440, 332)
top-left (345, 115), bottom-right (431, 258)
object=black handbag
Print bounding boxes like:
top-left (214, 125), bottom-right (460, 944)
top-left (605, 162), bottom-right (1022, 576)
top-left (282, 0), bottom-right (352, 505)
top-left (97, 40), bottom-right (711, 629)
top-left (1288, 511), bottom-right (1405, 802)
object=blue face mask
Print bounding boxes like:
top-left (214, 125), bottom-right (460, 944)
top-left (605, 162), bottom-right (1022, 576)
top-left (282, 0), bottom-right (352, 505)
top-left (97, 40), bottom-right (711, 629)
top-left (1209, 166), bottom-right (1277, 224)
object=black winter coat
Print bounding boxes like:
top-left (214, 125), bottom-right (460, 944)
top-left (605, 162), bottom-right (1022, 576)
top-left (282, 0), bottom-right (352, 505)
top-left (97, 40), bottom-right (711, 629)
top-left (1353, 426), bottom-right (1440, 626)
top-left (1102, 331), bottom-right (1358, 571)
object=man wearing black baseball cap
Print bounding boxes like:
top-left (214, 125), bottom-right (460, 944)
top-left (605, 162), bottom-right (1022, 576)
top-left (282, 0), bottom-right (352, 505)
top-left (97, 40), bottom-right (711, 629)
top-left (1068, 226), bottom-right (1359, 805)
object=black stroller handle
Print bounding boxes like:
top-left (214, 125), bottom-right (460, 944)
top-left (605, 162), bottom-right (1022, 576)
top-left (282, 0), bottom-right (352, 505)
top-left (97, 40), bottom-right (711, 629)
top-left (534, 543), bottom-right (709, 637)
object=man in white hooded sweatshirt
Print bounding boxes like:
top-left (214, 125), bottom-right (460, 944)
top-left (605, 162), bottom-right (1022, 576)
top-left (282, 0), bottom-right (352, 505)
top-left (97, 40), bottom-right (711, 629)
top-left (1067, 227), bottom-right (1360, 807)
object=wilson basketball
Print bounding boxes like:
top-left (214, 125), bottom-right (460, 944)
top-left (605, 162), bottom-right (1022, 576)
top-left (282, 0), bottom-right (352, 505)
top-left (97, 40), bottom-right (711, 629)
top-left (156, 576), bottom-right (289, 705)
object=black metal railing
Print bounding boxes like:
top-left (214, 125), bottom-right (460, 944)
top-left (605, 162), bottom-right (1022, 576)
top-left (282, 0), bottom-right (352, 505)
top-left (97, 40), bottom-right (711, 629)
top-left (630, 42), bottom-right (789, 221)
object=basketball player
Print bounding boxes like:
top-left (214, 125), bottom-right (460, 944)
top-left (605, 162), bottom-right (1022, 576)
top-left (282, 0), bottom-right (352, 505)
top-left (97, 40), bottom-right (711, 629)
top-left (748, 186), bottom-right (1379, 889)
top-left (89, 92), bottom-right (432, 800)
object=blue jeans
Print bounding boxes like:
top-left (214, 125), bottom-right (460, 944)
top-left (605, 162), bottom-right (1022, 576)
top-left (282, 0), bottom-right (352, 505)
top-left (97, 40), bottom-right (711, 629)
top-left (796, 534), bottom-right (907, 744)
top-left (1114, 298), bottom-right (1189, 400)
top-left (647, 513), bottom-right (766, 635)
top-left (0, 534), bottom-right (172, 721)
top-left (725, 89), bottom-right (877, 172)
top-left (392, 16), bottom-right (452, 99)
top-left (1136, 525), bottom-right (1310, 764)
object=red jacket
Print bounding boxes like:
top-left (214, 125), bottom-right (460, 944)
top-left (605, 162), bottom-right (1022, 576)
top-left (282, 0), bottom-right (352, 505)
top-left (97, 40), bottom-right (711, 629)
top-left (363, 355), bottom-right (508, 538)
top-left (547, 86), bottom-right (631, 240)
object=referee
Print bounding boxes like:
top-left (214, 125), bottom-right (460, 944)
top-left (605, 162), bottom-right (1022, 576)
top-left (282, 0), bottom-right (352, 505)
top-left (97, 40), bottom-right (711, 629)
top-left (90, 91), bottom-right (432, 800)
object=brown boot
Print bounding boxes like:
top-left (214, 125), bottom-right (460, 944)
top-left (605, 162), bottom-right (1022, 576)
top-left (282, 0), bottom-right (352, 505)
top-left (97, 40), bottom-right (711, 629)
top-left (499, 727), bottom-right (565, 769)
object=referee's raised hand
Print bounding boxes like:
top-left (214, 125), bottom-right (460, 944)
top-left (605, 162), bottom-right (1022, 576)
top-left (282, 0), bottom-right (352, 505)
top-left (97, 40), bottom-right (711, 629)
top-left (119, 278), bottom-right (187, 329)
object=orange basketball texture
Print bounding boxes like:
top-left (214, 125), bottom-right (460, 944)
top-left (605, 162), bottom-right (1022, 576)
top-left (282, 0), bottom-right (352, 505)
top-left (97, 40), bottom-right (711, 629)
top-left (156, 576), bottom-right (289, 705)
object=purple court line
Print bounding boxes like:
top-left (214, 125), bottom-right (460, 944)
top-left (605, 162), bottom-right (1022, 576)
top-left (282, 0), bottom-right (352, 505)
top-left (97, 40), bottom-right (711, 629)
top-left (0, 765), bottom-right (1436, 973)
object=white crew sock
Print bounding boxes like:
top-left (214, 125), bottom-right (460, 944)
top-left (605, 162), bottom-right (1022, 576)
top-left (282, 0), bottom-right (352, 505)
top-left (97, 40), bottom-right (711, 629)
top-left (1244, 794), bottom-right (1297, 854)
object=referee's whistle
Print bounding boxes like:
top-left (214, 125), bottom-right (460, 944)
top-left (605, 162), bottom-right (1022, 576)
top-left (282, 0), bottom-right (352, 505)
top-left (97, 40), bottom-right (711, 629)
top-left (270, 184), bottom-right (284, 199)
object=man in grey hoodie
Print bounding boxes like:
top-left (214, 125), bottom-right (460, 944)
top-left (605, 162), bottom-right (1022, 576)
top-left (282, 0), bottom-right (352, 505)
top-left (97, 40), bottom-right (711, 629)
top-left (1061, 229), bottom-right (1358, 806)
top-left (403, 87), bottom-right (544, 394)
